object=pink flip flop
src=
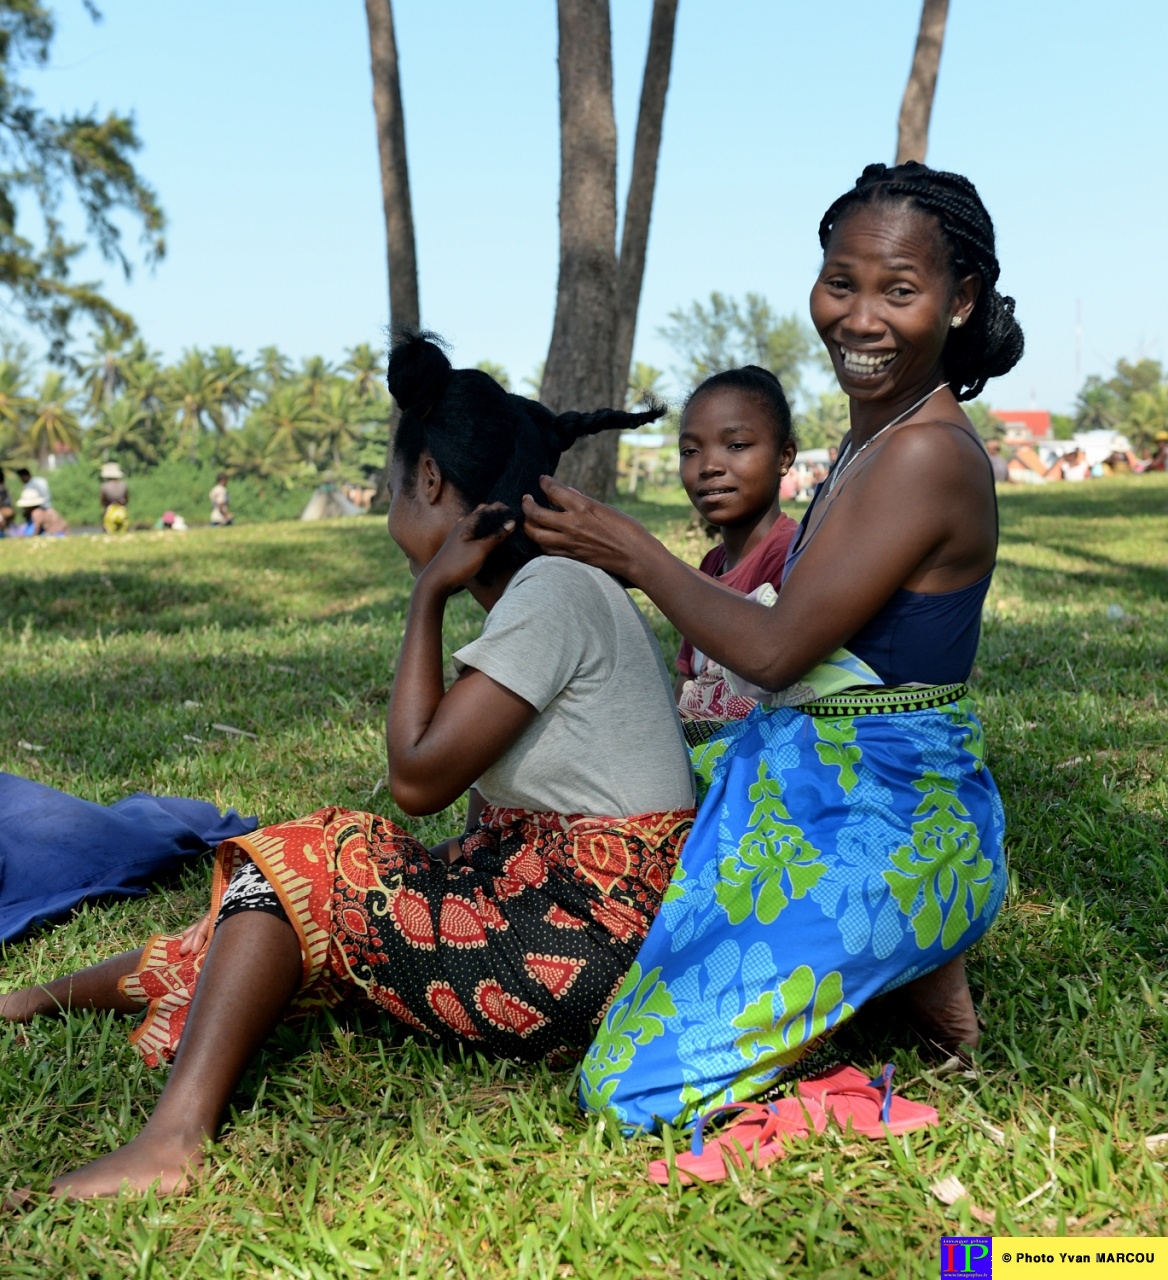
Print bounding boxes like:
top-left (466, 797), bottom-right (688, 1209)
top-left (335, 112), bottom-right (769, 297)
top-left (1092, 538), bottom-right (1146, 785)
top-left (648, 1096), bottom-right (827, 1186)
top-left (797, 1063), bottom-right (938, 1136)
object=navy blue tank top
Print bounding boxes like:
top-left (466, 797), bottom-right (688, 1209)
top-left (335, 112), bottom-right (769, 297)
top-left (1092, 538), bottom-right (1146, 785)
top-left (783, 436), bottom-right (995, 687)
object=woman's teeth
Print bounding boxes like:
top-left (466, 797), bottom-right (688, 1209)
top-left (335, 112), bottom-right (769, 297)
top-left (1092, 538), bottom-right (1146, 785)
top-left (841, 346), bottom-right (896, 376)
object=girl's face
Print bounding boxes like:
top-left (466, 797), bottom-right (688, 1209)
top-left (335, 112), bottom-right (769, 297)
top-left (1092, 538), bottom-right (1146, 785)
top-left (810, 202), bottom-right (978, 406)
top-left (386, 452), bottom-right (464, 577)
top-left (678, 388), bottom-right (794, 529)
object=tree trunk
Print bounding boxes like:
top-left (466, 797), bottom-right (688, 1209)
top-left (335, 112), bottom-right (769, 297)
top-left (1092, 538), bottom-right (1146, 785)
top-left (612, 0), bottom-right (678, 409)
top-left (541, 0), bottom-right (620, 499)
top-left (895, 0), bottom-right (949, 165)
top-left (365, 0), bottom-right (419, 504)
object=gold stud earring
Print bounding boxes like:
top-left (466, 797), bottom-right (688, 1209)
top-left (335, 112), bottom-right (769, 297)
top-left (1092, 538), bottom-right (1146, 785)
top-left (951, 316), bottom-right (963, 329)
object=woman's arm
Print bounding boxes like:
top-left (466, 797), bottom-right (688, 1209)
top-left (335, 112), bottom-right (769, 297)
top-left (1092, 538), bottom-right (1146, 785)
top-left (524, 424), bottom-right (995, 691)
top-left (386, 509), bottom-right (537, 816)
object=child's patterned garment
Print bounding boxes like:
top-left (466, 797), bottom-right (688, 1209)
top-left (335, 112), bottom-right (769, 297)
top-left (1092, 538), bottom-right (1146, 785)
top-left (579, 686), bottom-right (1006, 1131)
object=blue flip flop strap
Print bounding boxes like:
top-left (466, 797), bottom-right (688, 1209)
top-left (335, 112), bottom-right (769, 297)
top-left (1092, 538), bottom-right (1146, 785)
top-left (690, 1103), bottom-right (771, 1157)
top-left (866, 1063), bottom-right (896, 1124)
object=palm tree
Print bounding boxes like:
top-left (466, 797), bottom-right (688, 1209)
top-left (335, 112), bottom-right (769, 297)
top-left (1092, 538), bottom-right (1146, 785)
top-left (257, 345), bottom-right (293, 392)
top-left (76, 326), bottom-right (139, 416)
top-left (545, 0), bottom-right (679, 499)
top-left (298, 356), bottom-right (334, 409)
top-left (1074, 380), bottom-right (1119, 434)
top-left (208, 346), bottom-right (255, 426)
top-left (90, 395), bottom-right (157, 465)
top-left (26, 371), bottom-right (83, 469)
top-left (896, 0), bottom-right (950, 164)
top-left (343, 343), bottom-right (387, 401)
top-left (541, 0), bottom-right (620, 498)
top-left (612, 0), bottom-right (678, 406)
top-left (365, 0), bottom-right (420, 336)
top-left (224, 416), bottom-right (301, 486)
top-left (164, 349), bottom-right (226, 454)
top-left (313, 381), bottom-right (385, 466)
top-left (122, 351), bottom-right (166, 415)
top-left (250, 384), bottom-right (316, 462)
top-left (1123, 385), bottom-right (1168, 452)
top-left (0, 359), bottom-right (32, 453)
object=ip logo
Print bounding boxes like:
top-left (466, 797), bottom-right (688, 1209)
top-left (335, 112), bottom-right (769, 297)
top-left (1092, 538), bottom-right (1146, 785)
top-left (941, 1237), bottom-right (992, 1279)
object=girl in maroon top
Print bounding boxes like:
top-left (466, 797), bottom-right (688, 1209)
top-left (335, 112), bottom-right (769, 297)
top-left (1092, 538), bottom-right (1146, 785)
top-left (674, 366), bottom-right (799, 727)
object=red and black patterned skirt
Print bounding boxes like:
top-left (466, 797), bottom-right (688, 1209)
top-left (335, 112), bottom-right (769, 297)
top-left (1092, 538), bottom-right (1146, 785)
top-left (118, 803), bottom-right (693, 1067)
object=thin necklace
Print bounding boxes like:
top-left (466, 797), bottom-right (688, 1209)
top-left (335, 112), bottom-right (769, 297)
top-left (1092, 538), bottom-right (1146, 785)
top-left (827, 381), bottom-right (950, 494)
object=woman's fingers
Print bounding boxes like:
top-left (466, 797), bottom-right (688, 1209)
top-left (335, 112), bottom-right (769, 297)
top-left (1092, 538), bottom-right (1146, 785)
top-left (539, 474), bottom-right (593, 511)
top-left (178, 911), bottom-right (212, 956)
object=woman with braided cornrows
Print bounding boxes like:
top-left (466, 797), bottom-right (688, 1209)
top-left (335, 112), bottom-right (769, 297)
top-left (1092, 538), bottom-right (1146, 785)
top-left (2, 332), bottom-right (695, 1197)
top-left (523, 162), bottom-right (1024, 1133)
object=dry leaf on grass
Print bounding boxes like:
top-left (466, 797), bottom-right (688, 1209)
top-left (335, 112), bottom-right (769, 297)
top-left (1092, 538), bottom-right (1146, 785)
top-left (1144, 1133), bottom-right (1168, 1154)
top-left (212, 722), bottom-right (259, 740)
top-left (1056, 755), bottom-right (1089, 769)
top-left (931, 1175), bottom-right (996, 1226)
top-left (978, 1120), bottom-right (1006, 1146)
top-left (17, 740), bottom-right (45, 752)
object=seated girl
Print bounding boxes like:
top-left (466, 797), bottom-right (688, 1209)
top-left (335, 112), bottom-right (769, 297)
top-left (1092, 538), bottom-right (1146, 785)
top-left (673, 367), bottom-right (799, 735)
top-left (0, 333), bottom-right (696, 1198)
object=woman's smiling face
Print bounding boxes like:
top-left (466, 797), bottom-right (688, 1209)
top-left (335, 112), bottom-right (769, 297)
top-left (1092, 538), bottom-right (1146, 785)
top-left (810, 201), bottom-right (979, 406)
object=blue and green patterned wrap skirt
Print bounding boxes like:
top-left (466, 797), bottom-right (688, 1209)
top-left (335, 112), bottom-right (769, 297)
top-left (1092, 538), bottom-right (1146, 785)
top-left (578, 684), bottom-right (1006, 1132)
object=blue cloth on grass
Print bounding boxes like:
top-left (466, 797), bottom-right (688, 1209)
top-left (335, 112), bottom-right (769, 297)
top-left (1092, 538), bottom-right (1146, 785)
top-left (0, 772), bottom-right (258, 944)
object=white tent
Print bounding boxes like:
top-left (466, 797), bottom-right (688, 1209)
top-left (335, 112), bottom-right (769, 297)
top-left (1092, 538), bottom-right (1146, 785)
top-left (299, 486), bottom-right (364, 521)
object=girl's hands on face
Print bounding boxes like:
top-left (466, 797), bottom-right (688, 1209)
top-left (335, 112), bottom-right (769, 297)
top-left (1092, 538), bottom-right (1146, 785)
top-left (416, 502), bottom-right (516, 596)
top-left (521, 477), bottom-right (647, 581)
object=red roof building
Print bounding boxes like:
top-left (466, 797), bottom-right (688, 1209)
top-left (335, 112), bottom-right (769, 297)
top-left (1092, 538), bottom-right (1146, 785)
top-left (990, 409), bottom-right (1050, 439)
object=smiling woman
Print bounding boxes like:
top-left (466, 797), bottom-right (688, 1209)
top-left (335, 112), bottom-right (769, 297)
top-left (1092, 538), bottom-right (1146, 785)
top-left (522, 162), bottom-right (1026, 1137)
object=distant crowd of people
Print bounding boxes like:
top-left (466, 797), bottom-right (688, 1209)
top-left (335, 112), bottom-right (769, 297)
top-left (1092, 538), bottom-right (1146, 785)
top-left (0, 466), bottom-right (240, 538)
top-left (983, 435), bottom-right (1167, 485)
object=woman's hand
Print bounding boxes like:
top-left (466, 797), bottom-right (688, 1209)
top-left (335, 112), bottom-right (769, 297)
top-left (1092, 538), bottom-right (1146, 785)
top-left (416, 503), bottom-right (516, 598)
top-left (521, 477), bottom-right (654, 584)
top-left (178, 910), bottom-right (212, 956)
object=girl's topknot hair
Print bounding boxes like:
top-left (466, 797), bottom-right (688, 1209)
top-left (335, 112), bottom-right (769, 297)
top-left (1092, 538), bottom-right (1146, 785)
top-left (387, 330), bottom-right (663, 579)
top-left (818, 161), bottom-right (1024, 401)
top-left (684, 364), bottom-right (795, 449)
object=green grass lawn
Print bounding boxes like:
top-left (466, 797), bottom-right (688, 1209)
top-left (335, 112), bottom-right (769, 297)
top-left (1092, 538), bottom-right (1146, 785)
top-left (1, 478), bottom-right (1166, 1277)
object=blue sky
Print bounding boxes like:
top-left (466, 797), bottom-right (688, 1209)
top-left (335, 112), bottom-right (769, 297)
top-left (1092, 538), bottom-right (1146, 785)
top-left (25, 0), bottom-right (1168, 414)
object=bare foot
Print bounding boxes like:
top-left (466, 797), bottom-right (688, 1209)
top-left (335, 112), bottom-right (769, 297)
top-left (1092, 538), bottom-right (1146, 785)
top-left (49, 1129), bottom-right (206, 1199)
top-left (3, 1186), bottom-right (34, 1212)
top-left (0, 986), bottom-right (56, 1024)
top-left (897, 954), bottom-right (980, 1055)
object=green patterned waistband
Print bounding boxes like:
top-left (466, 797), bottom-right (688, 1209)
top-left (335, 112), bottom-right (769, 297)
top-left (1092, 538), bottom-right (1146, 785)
top-left (797, 683), bottom-right (969, 717)
top-left (681, 683), bottom-right (970, 746)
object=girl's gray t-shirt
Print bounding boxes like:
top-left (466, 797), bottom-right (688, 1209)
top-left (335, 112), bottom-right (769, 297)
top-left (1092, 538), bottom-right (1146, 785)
top-left (453, 556), bottom-right (695, 818)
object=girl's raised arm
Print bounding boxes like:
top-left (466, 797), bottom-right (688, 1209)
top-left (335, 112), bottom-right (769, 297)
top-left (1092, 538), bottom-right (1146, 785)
top-left (387, 508), bottom-right (536, 816)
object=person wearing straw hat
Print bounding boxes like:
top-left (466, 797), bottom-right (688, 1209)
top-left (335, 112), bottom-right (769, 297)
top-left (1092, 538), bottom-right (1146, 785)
top-left (99, 461), bottom-right (130, 534)
top-left (14, 483), bottom-right (68, 535)
top-left (15, 466), bottom-right (50, 506)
